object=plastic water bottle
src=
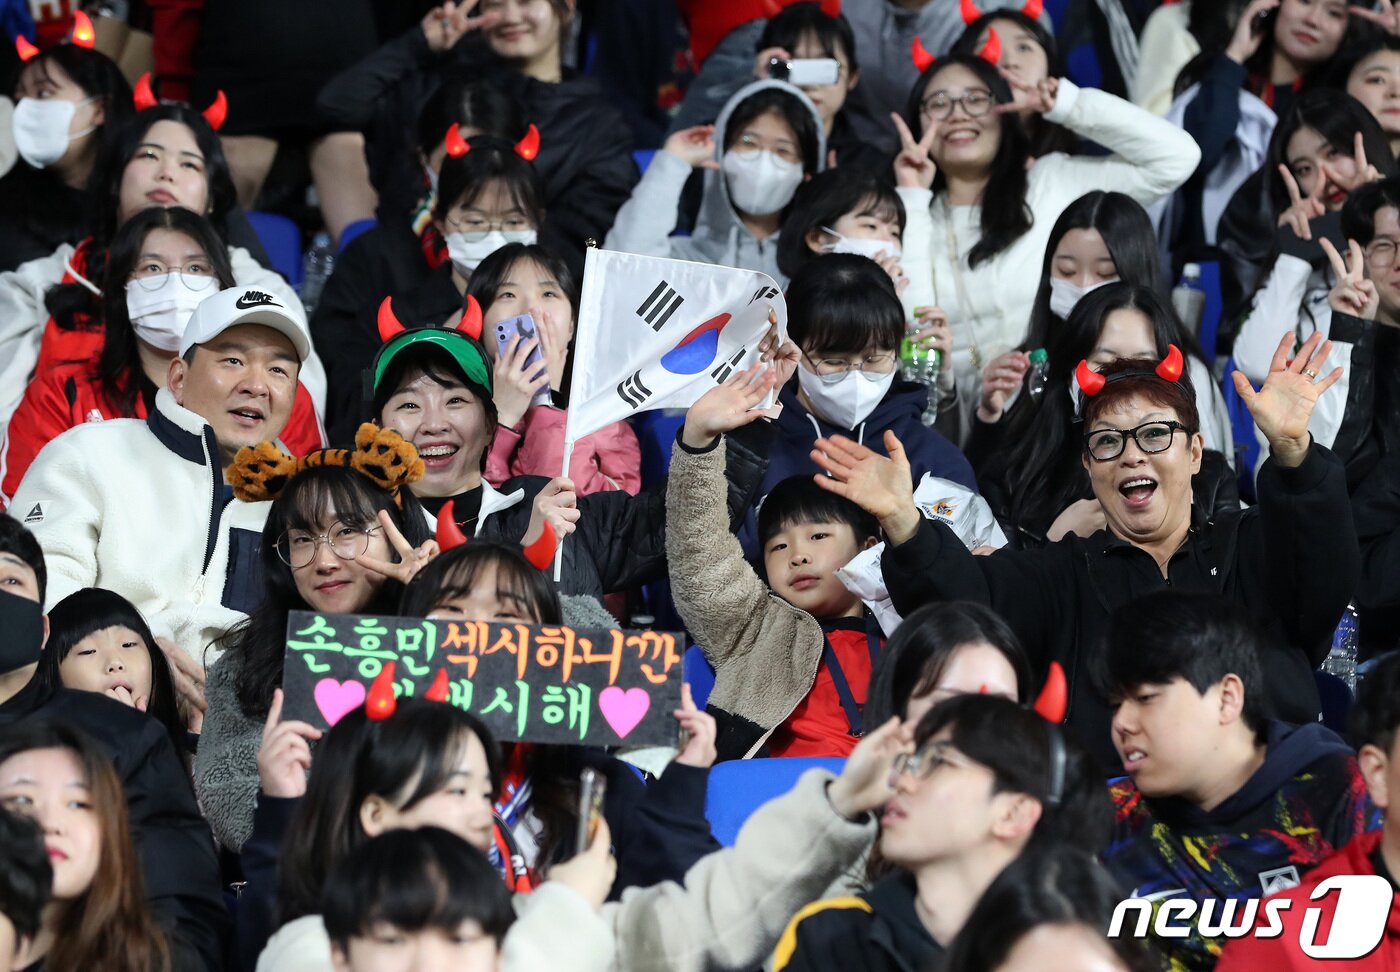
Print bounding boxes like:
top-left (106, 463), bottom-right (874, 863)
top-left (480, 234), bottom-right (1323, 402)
top-left (1172, 263), bottom-right (1206, 337)
top-left (299, 231), bottom-right (335, 317)
top-left (900, 324), bottom-right (942, 426)
top-left (1027, 348), bottom-right (1050, 402)
top-left (1324, 603), bottom-right (1359, 693)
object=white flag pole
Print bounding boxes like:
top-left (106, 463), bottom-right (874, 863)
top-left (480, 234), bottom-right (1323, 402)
top-left (553, 437), bottom-right (574, 583)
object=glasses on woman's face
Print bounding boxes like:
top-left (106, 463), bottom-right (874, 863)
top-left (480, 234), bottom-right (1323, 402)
top-left (129, 260), bottom-right (218, 292)
top-left (919, 89), bottom-right (995, 121)
top-left (1083, 421), bottom-right (1189, 462)
top-left (1366, 238), bottom-right (1399, 270)
top-left (731, 132), bottom-right (802, 165)
top-left (889, 742), bottom-right (970, 786)
top-left (443, 210), bottom-right (534, 242)
top-left (802, 349), bottom-right (898, 384)
top-left (277, 522), bottom-right (384, 569)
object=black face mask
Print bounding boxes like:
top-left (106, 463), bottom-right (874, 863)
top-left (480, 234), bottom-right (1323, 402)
top-left (0, 588), bottom-right (44, 675)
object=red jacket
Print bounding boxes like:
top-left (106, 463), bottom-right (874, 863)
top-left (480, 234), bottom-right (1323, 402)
top-left (1216, 829), bottom-right (1400, 971)
top-left (1, 361), bottom-right (323, 505)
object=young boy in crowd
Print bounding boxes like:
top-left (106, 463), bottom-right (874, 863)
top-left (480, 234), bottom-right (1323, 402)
top-left (0, 807), bottom-right (49, 970)
top-left (1100, 591), bottom-right (1378, 970)
top-left (1217, 651), bottom-right (1400, 970)
top-left (668, 364), bottom-right (884, 760)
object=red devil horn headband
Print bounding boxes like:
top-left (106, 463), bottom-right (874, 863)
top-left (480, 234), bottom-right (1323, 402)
top-left (978, 27), bottom-right (1002, 65)
top-left (514, 123), bottom-right (541, 161)
top-left (377, 296), bottom-right (406, 343)
top-left (1032, 661), bottom-right (1067, 723)
top-left (134, 72), bottom-right (158, 110)
top-left (459, 294), bottom-right (483, 341)
top-left (424, 668), bottom-right (450, 703)
top-left (1074, 359), bottom-right (1105, 396)
top-left (445, 123), bottom-right (470, 158)
top-left (132, 72), bottom-right (227, 129)
top-left (1021, 0), bottom-right (1044, 19)
top-left (71, 11), bottom-right (94, 47)
top-left (1076, 344), bottom-right (1185, 399)
top-left (1156, 344), bottom-right (1184, 382)
top-left (911, 36), bottom-right (936, 72)
top-left (15, 34), bottom-right (37, 60)
top-left (435, 500), bottom-right (470, 551)
top-left (960, 0), bottom-right (981, 23)
top-left (366, 661), bottom-right (398, 720)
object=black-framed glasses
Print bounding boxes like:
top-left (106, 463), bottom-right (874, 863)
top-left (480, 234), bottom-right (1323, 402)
top-left (919, 90), bottom-right (995, 121)
top-left (276, 522), bottom-right (383, 569)
top-left (1083, 421), bottom-right (1189, 462)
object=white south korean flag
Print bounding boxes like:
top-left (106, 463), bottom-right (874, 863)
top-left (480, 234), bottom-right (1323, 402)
top-left (563, 247), bottom-right (786, 449)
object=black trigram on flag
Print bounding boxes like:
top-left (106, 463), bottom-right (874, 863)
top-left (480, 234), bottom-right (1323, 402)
top-left (636, 280), bottom-right (685, 331)
top-left (616, 370), bottom-right (653, 408)
top-left (749, 286), bottom-right (779, 304)
top-left (711, 347), bottom-right (746, 383)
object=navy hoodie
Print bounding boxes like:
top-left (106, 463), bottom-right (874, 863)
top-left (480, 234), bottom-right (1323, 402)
top-left (735, 378), bottom-right (976, 558)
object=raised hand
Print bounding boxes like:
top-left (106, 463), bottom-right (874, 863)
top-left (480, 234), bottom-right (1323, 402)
top-left (493, 333), bottom-right (549, 430)
top-left (758, 307), bottom-right (801, 388)
top-left (1276, 163), bottom-right (1327, 241)
top-left (682, 363), bottom-right (777, 448)
top-left (874, 250), bottom-right (910, 296)
top-left (672, 683), bottom-right (718, 769)
top-left (1320, 237), bottom-right (1379, 320)
top-left (1046, 498), bottom-right (1107, 542)
top-left (547, 817), bottom-right (617, 910)
top-left (978, 350), bottom-right (1030, 423)
top-left (156, 637), bottom-right (207, 733)
top-left (1321, 131), bottom-right (1384, 196)
top-left (994, 74), bottom-right (1059, 115)
top-left (257, 688), bottom-right (322, 799)
top-left (534, 306), bottom-right (573, 390)
top-left (1351, 0), bottom-right (1400, 35)
top-left (912, 306), bottom-right (952, 359)
top-left (1226, 0), bottom-right (1282, 64)
top-left (826, 717), bottom-right (912, 819)
top-left (891, 112), bottom-right (938, 189)
top-left (663, 125), bottom-right (721, 170)
top-left (1231, 330), bottom-right (1342, 468)
top-left (810, 430), bottom-right (921, 543)
top-left (755, 45), bottom-right (793, 80)
top-left (420, 0), bottom-right (498, 53)
top-left (355, 509), bottom-right (441, 585)
top-left (523, 477), bottom-right (579, 548)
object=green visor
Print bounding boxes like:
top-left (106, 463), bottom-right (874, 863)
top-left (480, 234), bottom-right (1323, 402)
top-left (369, 328), bottom-right (494, 399)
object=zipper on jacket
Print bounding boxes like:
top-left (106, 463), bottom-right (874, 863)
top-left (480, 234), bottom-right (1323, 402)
top-left (199, 426), bottom-right (224, 585)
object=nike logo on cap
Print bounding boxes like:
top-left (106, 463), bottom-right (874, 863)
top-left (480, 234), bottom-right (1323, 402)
top-left (236, 290), bottom-right (281, 310)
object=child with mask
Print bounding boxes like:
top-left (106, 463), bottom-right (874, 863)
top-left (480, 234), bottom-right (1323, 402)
top-left (0, 206), bottom-right (322, 500)
top-left (605, 80), bottom-right (824, 284)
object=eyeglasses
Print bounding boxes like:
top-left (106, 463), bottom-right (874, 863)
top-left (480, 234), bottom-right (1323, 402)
top-left (442, 211), bottom-right (535, 242)
top-left (889, 743), bottom-right (970, 786)
top-left (919, 90), bottom-right (995, 121)
top-left (276, 522), bottom-right (383, 569)
top-left (1366, 238), bottom-right (1399, 270)
top-left (802, 349), bottom-right (898, 384)
top-left (129, 263), bottom-right (219, 292)
top-left (731, 133), bottom-right (802, 165)
top-left (1083, 421), bottom-right (1189, 462)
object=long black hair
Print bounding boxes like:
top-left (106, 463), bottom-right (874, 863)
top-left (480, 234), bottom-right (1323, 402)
top-left (95, 206), bottom-right (235, 415)
top-left (983, 282), bottom-right (1198, 541)
top-left (434, 136), bottom-right (545, 229)
top-left (222, 465), bottom-right (430, 718)
top-left (777, 169), bottom-right (905, 280)
top-left (46, 105), bottom-right (236, 334)
top-left (905, 54), bottom-right (1033, 268)
top-left (37, 587), bottom-right (184, 749)
top-left (950, 10), bottom-right (1076, 158)
top-left (414, 77), bottom-right (529, 163)
top-left (1263, 87), bottom-right (1398, 217)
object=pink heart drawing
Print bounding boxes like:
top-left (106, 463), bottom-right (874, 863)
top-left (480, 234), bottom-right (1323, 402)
top-left (598, 686), bottom-right (650, 739)
top-left (314, 678), bottom-right (367, 726)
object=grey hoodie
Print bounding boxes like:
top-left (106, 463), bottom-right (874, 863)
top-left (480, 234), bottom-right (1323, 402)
top-left (604, 79), bottom-right (825, 284)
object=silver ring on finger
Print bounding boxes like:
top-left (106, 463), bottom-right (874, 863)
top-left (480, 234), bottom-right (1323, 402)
top-left (1304, 368), bottom-right (1319, 380)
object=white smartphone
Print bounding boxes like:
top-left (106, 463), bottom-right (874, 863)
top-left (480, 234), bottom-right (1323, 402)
top-left (769, 57), bottom-right (840, 87)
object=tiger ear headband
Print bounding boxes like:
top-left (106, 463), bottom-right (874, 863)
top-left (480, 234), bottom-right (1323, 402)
top-left (226, 423), bottom-right (425, 506)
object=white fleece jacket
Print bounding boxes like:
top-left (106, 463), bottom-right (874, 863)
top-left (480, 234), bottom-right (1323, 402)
top-left (898, 78), bottom-right (1202, 442)
top-left (9, 388), bottom-right (272, 665)
top-left (0, 243), bottom-right (326, 447)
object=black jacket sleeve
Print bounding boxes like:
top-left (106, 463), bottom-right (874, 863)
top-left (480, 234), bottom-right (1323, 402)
top-left (1327, 311), bottom-right (1381, 486)
top-left (1353, 450), bottom-right (1400, 611)
top-left (606, 760), bottom-right (719, 896)
top-left (1181, 55), bottom-right (1247, 177)
top-left (234, 793), bottom-right (300, 972)
top-left (316, 26), bottom-right (435, 132)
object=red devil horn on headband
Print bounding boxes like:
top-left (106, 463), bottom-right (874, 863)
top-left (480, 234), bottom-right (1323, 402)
top-left (366, 661), bottom-right (398, 720)
top-left (818, 0), bottom-right (840, 13)
top-left (445, 123), bottom-right (470, 159)
top-left (1021, 0), bottom-right (1044, 18)
top-left (1033, 661), bottom-right (1067, 723)
top-left (377, 297), bottom-right (406, 343)
top-left (435, 500), bottom-right (470, 551)
top-left (978, 26), bottom-right (1002, 64)
top-left (514, 123), bottom-right (540, 161)
top-left (14, 34), bottom-right (37, 61)
top-left (960, 0), bottom-right (981, 23)
top-left (202, 90), bottom-right (228, 131)
top-left (911, 36), bottom-right (936, 72)
top-left (134, 72), bottom-right (158, 111)
top-left (522, 523), bottom-right (556, 572)
top-left (424, 668), bottom-right (450, 703)
top-left (457, 295), bottom-right (483, 341)
top-left (1075, 359), bottom-right (1106, 397)
top-left (1155, 344), bottom-right (1184, 383)
top-left (70, 10), bottom-right (95, 48)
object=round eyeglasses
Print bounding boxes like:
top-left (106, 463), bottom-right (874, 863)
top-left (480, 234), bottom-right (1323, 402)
top-left (128, 266), bottom-right (219, 292)
top-left (276, 522), bottom-right (383, 569)
top-left (1083, 421), bottom-right (1189, 462)
top-left (802, 349), bottom-right (898, 384)
top-left (442, 212), bottom-right (535, 243)
top-left (888, 743), bottom-right (969, 786)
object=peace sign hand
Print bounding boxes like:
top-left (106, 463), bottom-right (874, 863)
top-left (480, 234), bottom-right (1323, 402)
top-left (1321, 131), bottom-right (1384, 196)
top-left (1277, 163), bottom-right (1327, 241)
top-left (994, 73), bottom-right (1059, 116)
top-left (891, 112), bottom-right (938, 189)
top-left (1320, 237), bottom-right (1379, 320)
top-left (1351, 0), bottom-right (1400, 35)
top-left (354, 509), bottom-right (440, 584)
top-left (1230, 330), bottom-right (1342, 468)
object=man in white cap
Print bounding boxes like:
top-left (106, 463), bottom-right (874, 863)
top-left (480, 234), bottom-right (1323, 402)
top-left (9, 285), bottom-right (312, 707)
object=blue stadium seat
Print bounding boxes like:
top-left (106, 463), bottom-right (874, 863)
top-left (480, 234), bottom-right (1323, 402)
top-left (684, 645), bottom-right (715, 710)
top-left (339, 218), bottom-right (377, 253)
top-left (629, 409), bottom-right (685, 486)
top-left (706, 757), bottom-right (846, 846)
top-left (1221, 355), bottom-right (1260, 499)
top-left (1314, 671), bottom-right (1353, 735)
top-left (1195, 260), bottom-right (1224, 362)
top-left (246, 211), bottom-right (304, 289)
top-left (633, 149), bottom-right (657, 174)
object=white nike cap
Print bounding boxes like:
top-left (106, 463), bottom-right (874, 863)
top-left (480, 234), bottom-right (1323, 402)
top-left (180, 286), bottom-right (312, 362)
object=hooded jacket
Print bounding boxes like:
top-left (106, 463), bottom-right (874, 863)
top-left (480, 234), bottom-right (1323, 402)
top-left (1216, 828), bottom-right (1400, 972)
top-left (605, 79), bottom-right (826, 283)
top-left (1104, 721), bottom-right (1379, 970)
top-left (773, 872), bottom-right (943, 972)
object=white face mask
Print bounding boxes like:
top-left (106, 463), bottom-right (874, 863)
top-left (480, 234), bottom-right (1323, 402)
top-left (1048, 276), bottom-right (1115, 320)
top-left (445, 229), bottom-right (538, 274)
top-left (126, 274), bottom-right (219, 351)
top-left (822, 228), bottom-right (902, 262)
top-left (722, 149), bottom-right (803, 216)
top-left (13, 96), bottom-right (96, 169)
top-left (797, 366), bottom-right (895, 429)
